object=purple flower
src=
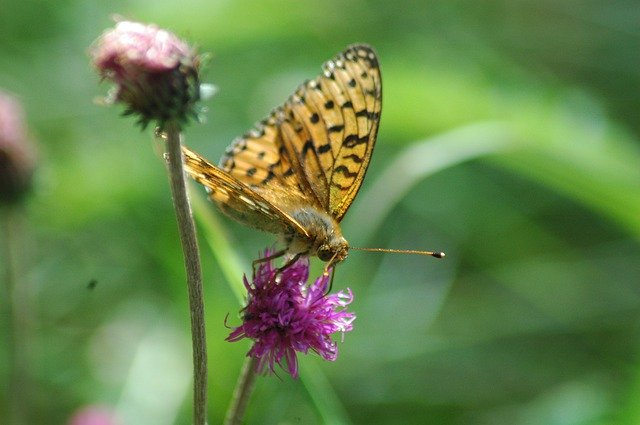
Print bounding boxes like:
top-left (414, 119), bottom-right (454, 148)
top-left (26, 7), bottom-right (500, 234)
top-left (227, 251), bottom-right (356, 378)
top-left (90, 20), bottom-right (204, 129)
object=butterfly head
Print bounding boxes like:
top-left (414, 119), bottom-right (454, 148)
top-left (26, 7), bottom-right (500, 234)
top-left (316, 234), bottom-right (349, 267)
top-left (287, 207), bottom-right (350, 267)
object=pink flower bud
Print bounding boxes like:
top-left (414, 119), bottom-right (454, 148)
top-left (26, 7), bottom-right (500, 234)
top-left (0, 91), bottom-right (36, 205)
top-left (90, 20), bottom-right (203, 129)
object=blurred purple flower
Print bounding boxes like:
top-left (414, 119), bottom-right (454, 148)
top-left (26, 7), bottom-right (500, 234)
top-left (0, 90), bottom-right (36, 205)
top-left (90, 20), bottom-right (205, 129)
top-left (227, 251), bottom-right (356, 378)
top-left (68, 405), bottom-right (121, 425)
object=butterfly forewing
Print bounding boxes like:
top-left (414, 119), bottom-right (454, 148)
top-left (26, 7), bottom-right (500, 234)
top-left (328, 46), bottom-right (381, 220)
top-left (281, 45), bottom-right (382, 220)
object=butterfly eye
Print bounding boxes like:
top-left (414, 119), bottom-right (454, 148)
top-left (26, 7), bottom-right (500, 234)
top-left (318, 246), bottom-right (333, 262)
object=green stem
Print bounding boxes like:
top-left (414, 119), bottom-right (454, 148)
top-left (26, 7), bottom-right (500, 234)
top-left (2, 205), bottom-right (30, 425)
top-left (163, 123), bottom-right (208, 425)
top-left (224, 355), bottom-right (258, 425)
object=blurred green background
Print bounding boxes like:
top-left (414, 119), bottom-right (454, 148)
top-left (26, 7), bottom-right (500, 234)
top-left (1, 0), bottom-right (640, 424)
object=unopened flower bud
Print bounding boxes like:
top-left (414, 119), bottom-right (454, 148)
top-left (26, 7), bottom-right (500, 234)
top-left (90, 20), bottom-right (203, 129)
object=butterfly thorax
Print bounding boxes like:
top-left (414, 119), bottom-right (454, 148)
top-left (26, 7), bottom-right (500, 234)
top-left (284, 206), bottom-right (349, 265)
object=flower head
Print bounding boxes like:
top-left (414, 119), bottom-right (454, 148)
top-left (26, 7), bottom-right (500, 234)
top-left (227, 251), bottom-right (356, 378)
top-left (0, 90), bottom-right (36, 205)
top-left (90, 20), bottom-right (204, 129)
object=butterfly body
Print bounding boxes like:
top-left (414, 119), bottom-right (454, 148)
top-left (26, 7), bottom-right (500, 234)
top-left (183, 44), bottom-right (381, 266)
top-left (286, 206), bottom-right (348, 263)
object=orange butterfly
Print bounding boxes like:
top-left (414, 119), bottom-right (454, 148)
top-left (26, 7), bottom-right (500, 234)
top-left (183, 45), bottom-right (442, 268)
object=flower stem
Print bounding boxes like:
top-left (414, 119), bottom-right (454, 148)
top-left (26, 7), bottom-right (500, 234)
top-left (2, 205), bottom-right (30, 425)
top-left (224, 355), bottom-right (258, 425)
top-left (163, 122), bottom-right (208, 425)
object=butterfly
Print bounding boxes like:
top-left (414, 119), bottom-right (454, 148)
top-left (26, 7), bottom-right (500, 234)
top-left (183, 45), bottom-right (383, 268)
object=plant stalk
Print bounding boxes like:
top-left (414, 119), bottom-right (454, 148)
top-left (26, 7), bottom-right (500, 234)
top-left (163, 123), bottom-right (208, 425)
top-left (2, 205), bottom-right (30, 425)
top-left (224, 355), bottom-right (258, 425)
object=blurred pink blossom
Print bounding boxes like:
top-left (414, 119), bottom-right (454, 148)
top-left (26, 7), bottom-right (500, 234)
top-left (0, 90), bottom-right (36, 204)
top-left (68, 405), bottom-right (121, 425)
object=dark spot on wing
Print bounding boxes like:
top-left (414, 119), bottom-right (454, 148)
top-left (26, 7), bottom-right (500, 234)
top-left (302, 139), bottom-right (315, 158)
top-left (318, 144), bottom-right (331, 154)
top-left (343, 134), bottom-right (368, 148)
top-left (334, 165), bottom-right (358, 178)
top-left (262, 170), bottom-right (276, 184)
top-left (344, 153), bottom-right (363, 163)
top-left (332, 181), bottom-right (350, 190)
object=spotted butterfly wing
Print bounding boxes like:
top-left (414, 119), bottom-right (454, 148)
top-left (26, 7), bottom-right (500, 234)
top-left (182, 146), bottom-right (310, 237)
top-left (183, 44), bottom-right (382, 263)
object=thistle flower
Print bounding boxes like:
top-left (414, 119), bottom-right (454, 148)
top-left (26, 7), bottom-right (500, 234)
top-left (227, 251), bottom-right (356, 378)
top-left (90, 20), bottom-right (205, 129)
top-left (0, 91), bottom-right (36, 205)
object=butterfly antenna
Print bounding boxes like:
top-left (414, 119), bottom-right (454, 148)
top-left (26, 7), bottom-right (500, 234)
top-left (351, 247), bottom-right (445, 259)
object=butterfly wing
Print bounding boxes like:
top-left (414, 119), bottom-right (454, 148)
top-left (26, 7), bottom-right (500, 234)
top-left (183, 44), bottom-right (381, 238)
top-left (182, 146), bottom-right (310, 237)
top-left (217, 109), bottom-right (318, 213)
top-left (280, 44), bottom-right (382, 221)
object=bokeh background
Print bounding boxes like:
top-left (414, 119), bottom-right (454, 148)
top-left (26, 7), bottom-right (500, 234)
top-left (1, 0), bottom-right (640, 424)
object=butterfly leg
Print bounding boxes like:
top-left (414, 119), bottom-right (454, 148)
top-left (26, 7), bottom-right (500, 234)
top-left (252, 249), bottom-right (286, 278)
top-left (276, 253), bottom-right (304, 275)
